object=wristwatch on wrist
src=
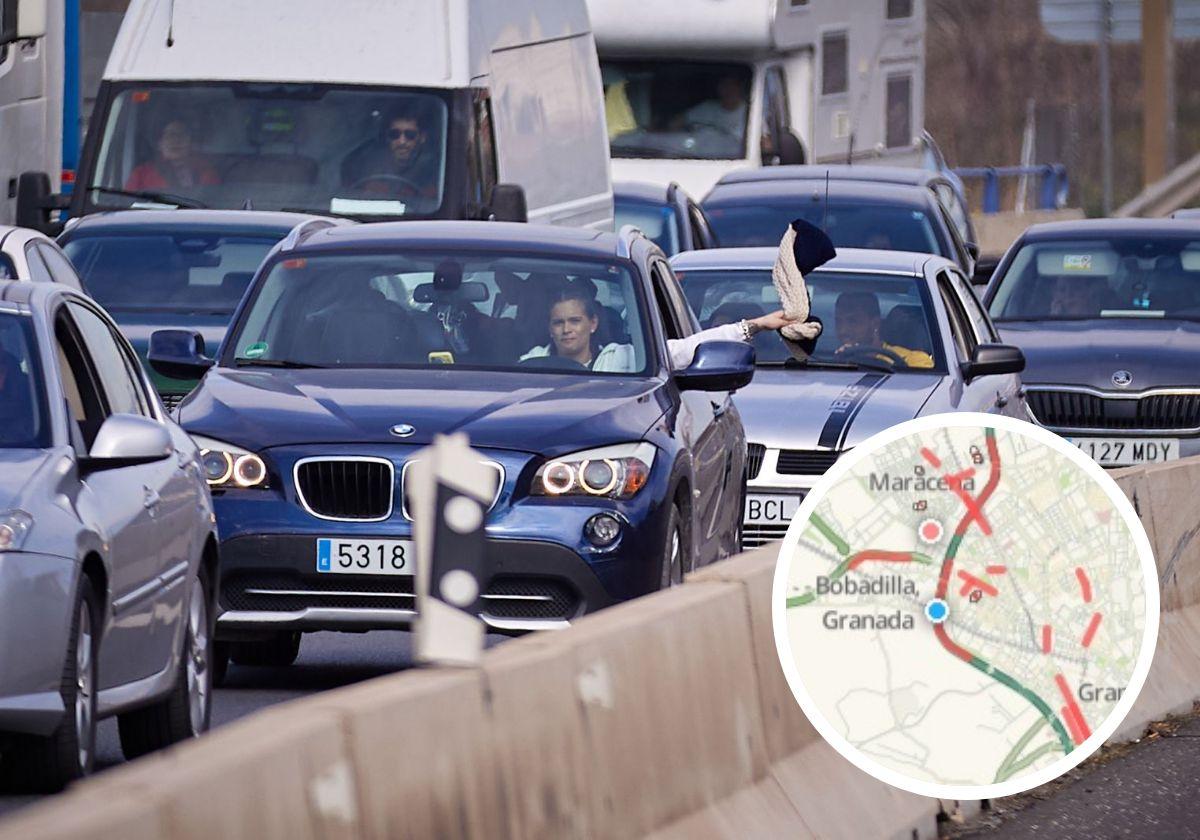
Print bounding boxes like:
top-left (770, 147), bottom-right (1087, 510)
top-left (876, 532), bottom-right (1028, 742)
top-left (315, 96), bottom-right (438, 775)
top-left (739, 318), bottom-right (757, 341)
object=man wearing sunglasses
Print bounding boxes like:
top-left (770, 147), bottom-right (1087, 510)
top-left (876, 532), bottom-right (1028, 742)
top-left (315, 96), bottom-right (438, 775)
top-left (340, 104), bottom-right (439, 207)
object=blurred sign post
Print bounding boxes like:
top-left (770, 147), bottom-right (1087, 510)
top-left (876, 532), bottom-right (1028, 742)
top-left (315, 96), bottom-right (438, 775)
top-left (409, 433), bottom-right (499, 667)
top-left (1041, 0), bottom-right (1196, 209)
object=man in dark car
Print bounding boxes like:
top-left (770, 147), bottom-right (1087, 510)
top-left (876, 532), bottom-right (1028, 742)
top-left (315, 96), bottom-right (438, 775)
top-left (833, 291), bottom-right (933, 369)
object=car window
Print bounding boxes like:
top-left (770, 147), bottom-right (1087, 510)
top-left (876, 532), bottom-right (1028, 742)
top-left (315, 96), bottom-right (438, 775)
top-left (934, 182), bottom-right (972, 246)
top-left (936, 273), bottom-right (976, 359)
top-left (67, 302), bottom-right (152, 418)
top-left (0, 313), bottom-right (51, 449)
top-left (36, 243), bottom-right (86, 292)
top-left (614, 198), bottom-right (680, 255)
top-left (946, 269), bottom-right (997, 342)
top-left (689, 203), bottom-right (711, 250)
top-left (0, 253), bottom-right (15, 280)
top-left (651, 260), bottom-right (697, 340)
top-left (760, 66), bottom-right (790, 164)
top-left (62, 233), bottom-right (280, 316)
top-left (54, 310), bottom-right (110, 450)
top-left (24, 244), bottom-right (54, 283)
top-left (676, 267), bottom-right (944, 373)
top-left (230, 251), bottom-right (652, 375)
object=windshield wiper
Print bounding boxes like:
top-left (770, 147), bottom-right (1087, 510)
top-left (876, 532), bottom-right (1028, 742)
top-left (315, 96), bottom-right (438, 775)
top-left (760, 358), bottom-right (898, 373)
top-left (233, 358), bottom-right (327, 369)
top-left (88, 185), bottom-right (206, 209)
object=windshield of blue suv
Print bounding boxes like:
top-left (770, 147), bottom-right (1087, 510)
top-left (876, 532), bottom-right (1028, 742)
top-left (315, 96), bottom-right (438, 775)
top-left (85, 82), bottom-right (449, 218)
top-left (677, 268), bottom-right (945, 373)
top-left (704, 199), bottom-right (944, 256)
top-left (62, 232), bottom-right (279, 316)
top-left (989, 236), bottom-right (1200, 321)
top-left (227, 252), bottom-right (653, 374)
top-left (0, 314), bottom-right (50, 448)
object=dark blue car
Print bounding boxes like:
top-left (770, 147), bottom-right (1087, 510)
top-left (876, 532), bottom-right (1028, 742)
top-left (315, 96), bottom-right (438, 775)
top-left (58, 210), bottom-right (345, 410)
top-left (149, 221), bottom-right (752, 666)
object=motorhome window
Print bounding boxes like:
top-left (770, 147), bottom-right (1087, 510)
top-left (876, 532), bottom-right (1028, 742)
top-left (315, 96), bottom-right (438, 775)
top-left (821, 32), bottom-right (849, 96)
top-left (706, 200), bottom-right (942, 256)
top-left (86, 83), bottom-right (451, 219)
top-left (601, 60), bottom-right (752, 161)
top-left (227, 252), bottom-right (653, 375)
top-left (63, 233), bottom-right (279, 316)
top-left (887, 0), bottom-right (914, 19)
top-left (886, 74), bottom-right (913, 149)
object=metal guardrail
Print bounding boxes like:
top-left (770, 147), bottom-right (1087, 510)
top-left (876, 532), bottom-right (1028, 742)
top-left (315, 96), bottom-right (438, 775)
top-left (955, 164), bottom-right (1070, 214)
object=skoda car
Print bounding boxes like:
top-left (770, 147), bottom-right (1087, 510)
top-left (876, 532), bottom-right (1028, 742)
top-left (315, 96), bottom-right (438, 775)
top-left (149, 222), bottom-right (751, 665)
top-left (985, 219), bottom-right (1200, 468)
top-left (672, 247), bottom-right (1025, 548)
top-left (0, 282), bottom-right (217, 791)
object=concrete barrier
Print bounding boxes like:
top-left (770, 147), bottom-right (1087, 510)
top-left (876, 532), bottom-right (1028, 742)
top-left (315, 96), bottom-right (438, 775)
top-left (3, 456), bottom-right (1200, 840)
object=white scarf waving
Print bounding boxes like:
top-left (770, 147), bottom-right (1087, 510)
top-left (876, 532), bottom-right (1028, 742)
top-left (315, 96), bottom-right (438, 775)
top-left (772, 224), bottom-right (823, 359)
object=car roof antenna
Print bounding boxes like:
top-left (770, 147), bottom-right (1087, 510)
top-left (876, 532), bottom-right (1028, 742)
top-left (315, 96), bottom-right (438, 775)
top-left (167, 0), bottom-right (176, 47)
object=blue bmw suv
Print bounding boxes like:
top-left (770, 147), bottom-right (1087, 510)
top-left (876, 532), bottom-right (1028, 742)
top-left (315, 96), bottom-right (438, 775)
top-left (149, 222), bottom-right (752, 665)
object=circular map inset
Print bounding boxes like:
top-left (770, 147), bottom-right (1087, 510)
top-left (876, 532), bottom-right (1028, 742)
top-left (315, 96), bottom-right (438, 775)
top-left (772, 414), bottom-right (1159, 800)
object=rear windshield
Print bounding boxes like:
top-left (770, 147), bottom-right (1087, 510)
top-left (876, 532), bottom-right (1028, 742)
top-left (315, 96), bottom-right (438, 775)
top-left (0, 314), bottom-right (50, 449)
top-left (677, 268), bottom-right (944, 373)
top-left (63, 233), bottom-right (279, 316)
top-left (990, 236), bottom-right (1200, 321)
top-left (705, 199), bottom-right (944, 257)
top-left (85, 82), bottom-right (450, 219)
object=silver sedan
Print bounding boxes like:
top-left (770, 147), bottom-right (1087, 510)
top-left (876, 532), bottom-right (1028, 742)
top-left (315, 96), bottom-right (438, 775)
top-left (0, 281), bottom-right (217, 791)
top-left (672, 248), bottom-right (1027, 548)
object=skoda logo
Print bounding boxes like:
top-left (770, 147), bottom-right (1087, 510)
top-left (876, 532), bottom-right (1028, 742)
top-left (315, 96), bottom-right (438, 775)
top-left (1111, 370), bottom-right (1133, 389)
top-left (390, 423), bottom-right (416, 438)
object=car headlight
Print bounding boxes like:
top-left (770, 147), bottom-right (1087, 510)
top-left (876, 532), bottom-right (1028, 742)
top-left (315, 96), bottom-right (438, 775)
top-left (531, 442), bottom-right (655, 500)
top-left (191, 435), bottom-right (269, 489)
top-left (0, 510), bottom-right (33, 551)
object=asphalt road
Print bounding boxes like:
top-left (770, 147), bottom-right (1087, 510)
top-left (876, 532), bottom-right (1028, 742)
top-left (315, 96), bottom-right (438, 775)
top-left (957, 711), bottom-right (1200, 839)
top-left (0, 629), bottom-right (506, 820)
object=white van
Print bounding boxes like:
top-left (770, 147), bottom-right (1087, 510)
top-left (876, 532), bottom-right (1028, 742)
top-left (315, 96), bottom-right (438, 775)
top-left (588, 0), bottom-right (811, 200)
top-left (17, 0), bottom-right (613, 230)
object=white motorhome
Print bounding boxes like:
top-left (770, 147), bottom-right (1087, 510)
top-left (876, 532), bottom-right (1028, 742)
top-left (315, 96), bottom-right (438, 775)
top-left (587, 0), bottom-right (926, 199)
top-left (17, 0), bottom-right (613, 230)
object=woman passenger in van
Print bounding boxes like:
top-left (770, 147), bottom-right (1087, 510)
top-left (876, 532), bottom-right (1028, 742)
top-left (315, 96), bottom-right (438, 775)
top-left (519, 286), bottom-right (798, 372)
top-left (126, 119), bottom-right (221, 193)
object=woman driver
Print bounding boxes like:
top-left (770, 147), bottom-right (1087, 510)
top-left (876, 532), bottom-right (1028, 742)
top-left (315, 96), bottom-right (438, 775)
top-left (520, 286), bottom-right (800, 372)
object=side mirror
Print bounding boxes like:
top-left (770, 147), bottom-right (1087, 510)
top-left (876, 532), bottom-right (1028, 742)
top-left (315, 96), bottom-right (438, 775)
top-left (1, 0), bottom-right (46, 45)
top-left (675, 340), bottom-right (755, 392)
top-left (774, 130), bottom-right (806, 166)
top-left (15, 171), bottom-right (65, 234)
top-left (488, 184), bottom-right (528, 223)
top-left (80, 414), bottom-right (173, 473)
top-left (961, 343), bottom-right (1024, 383)
top-left (148, 329), bottom-right (214, 381)
top-left (972, 256), bottom-right (999, 287)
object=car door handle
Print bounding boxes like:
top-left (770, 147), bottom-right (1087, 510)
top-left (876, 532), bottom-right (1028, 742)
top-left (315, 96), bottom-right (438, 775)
top-left (143, 486), bottom-right (161, 511)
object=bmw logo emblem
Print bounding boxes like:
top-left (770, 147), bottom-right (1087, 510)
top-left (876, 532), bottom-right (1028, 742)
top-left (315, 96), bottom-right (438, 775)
top-left (390, 423), bottom-right (416, 438)
top-left (1111, 370), bottom-right (1133, 388)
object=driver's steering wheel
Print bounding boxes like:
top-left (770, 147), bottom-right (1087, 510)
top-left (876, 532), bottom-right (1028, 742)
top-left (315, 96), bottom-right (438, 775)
top-left (837, 345), bottom-right (908, 367)
top-left (348, 173), bottom-right (424, 197)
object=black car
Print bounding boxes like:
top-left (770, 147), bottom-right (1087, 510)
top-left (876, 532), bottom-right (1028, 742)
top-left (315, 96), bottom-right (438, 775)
top-left (58, 209), bottom-right (346, 409)
top-left (984, 218), bottom-right (1200, 469)
top-left (613, 181), bottom-right (716, 256)
top-left (703, 177), bottom-right (976, 277)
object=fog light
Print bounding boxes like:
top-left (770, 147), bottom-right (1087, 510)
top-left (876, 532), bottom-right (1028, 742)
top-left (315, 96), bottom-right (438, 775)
top-left (585, 513), bottom-right (622, 547)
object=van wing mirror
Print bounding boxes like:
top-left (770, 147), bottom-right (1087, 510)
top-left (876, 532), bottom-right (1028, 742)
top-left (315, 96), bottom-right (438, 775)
top-left (15, 171), bottom-right (66, 235)
top-left (488, 184), bottom-right (528, 223)
top-left (1, 0), bottom-right (47, 45)
top-left (774, 130), bottom-right (806, 166)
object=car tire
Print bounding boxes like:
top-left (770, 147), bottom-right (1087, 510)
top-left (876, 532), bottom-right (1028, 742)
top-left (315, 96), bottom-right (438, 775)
top-left (117, 566), bottom-right (213, 760)
top-left (0, 577), bottom-right (99, 792)
top-left (659, 503), bottom-right (686, 589)
top-left (229, 631), bottom-right (301, 667)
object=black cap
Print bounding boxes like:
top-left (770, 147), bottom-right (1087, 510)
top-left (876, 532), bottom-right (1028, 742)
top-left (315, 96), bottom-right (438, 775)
top-left (789, 218), bottom-right (837, 275)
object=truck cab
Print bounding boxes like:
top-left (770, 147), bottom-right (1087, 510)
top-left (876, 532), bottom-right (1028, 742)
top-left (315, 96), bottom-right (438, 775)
top-left (17, 0), bottom-right (613, 232)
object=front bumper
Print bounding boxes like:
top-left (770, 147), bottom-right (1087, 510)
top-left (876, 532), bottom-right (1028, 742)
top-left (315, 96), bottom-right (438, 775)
top-left (742, 445), bottom-right (840, 548)
top-left (209, 442), bottom-right (675, 637)
top-left (0, 552), bottom-right (77, 736)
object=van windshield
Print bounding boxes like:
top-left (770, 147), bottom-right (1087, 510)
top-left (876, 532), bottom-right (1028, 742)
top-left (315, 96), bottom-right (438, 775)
top-left (602, 60), bottom-right (752, 161)
top-left (85, 82), bottom-right (450, 219)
